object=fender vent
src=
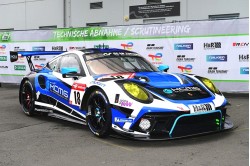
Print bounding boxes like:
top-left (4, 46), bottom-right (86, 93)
top-left (38, 75), bottom-right (46, 89)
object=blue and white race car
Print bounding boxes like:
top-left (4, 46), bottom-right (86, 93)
top-left (11, 48), bottom-right (233, 140)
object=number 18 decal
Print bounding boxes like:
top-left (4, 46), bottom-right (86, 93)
top-left (69, 83), bottom-right (86, 106)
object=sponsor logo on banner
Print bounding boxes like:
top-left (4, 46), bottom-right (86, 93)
top-left (13, 55), bottom-right (25, 63)
top-left (176, 55), bottom-right (195, 62)
top-left (203, 42), bottom-right (221, 49)
top-left (232, 42), bottom-right (249, 47)
top-left (34, 56), bottom-right (46, 61)
top-left (0, 56), bottom-right (7, 61)
top-left (32, 46), bottom-right (45, 51)
top-left (35, 64), bottom-right (45, 69)
top-left (0, 45), bottom-right (6, 54)
top-left (52, 46), bottom-right (63, 51)
top-left (94, 43), bottom-right (109, 49)
top-left (206, 55), bottom-right (227, 62)
top-left (240, 67), bottom-right (249, 74)
top-left (146, 44), bottom-right (164, 50)
top-left (148, 53), bottom-right (163, 64)
top-left (14, 47), bottom-right (25, 51)
top-left (14, 65), bottom-right (26, 71)
top-left (0, 66), bottom-right (8, 69)
top-left (121, 42), bottom-right (133, 50)
top-left (178, 64), bottom-right (192, 73)
top-left (208, 67), bottom-right (228, 74)
top-left (174, 43), bottom-right (193, 50)
top-left (239, 54), bottom-right (249, 62)
top-left (68, 46), bottom-right (85, 50)
top-left (1, 32), bottom-right (10, 41)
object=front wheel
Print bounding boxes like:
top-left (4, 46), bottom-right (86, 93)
top-left (86, 89), bottom-right (112, 138)
top-left (20, 80), bottom-right (35, 116)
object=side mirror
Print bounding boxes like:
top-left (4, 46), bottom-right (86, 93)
top-left (158, 65), bottom-right (169, 72)
top-left (61, 67), bottom-right (79, 78)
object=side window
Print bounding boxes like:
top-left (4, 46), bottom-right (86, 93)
top-left (59, 54), bottom-right (83, 75)
top-left (48, 57), bottom-right (61, 72)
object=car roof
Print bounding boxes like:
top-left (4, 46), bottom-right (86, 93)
top-left (79, 48), bottom-right (137, 55)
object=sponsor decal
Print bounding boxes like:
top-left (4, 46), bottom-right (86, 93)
top-left (174, 43), bottom-right (193, 50)
top-left (121, 42), bottom-right (133, 50)
top-left (115, 94), bottom-right (120, 103)
top-left (14, 65), bottom-right (26, 71)
top-left (178, 64), bottom-right (192, 73)
top-left (49, 82), bottom-right (69, 99)
top-left (90, 81), bottom-right (106, 87)
top-left (171, 87), bottom-right (201, 93)
top-left (233, 42), bottom-right (249, 47)
top-left (68, 46), bottom-right (85, 50)
top-left (52, 46), bottom-right (63, 51)
top-left (0, 56), bottom-right (7, 61)
top-left (240, 67), bottom-right (249, 74)
top-left (0, 66), bottom-right (8, 69)
top-left (34, 56), bottom-right (46, 61)
top-left (72, 83), bottom-right (87, 91)
top-left (35, 108), bottom-right (52, 113)
top-left (96, 73), bottom-right (135, 80)
top-left (163, 89), bottom-right (173, 94)
top-left (114, 117), bottom-right (133, 123)
top-left (203, 42), bottom-right (221, 49)
top-left (208, 67), bottom-right (228, 74)
top-left (148, 53), bottom-right (163, 64)
top-left (176, 55), bottom-right (195, 62)
top-left (206, 55), bottom-right (227, 62)
top-left (146, 44), bottom-right (164, 50)
top-left (239, 54), bottom-right (249, 62)
top-left (32, 46), bottom-right (45, 51)
top-left (189, 103), bottom-right (213, 113)
top-left (14, 47), bottom-right (25, 51)
top-left (119, 99), bottom-right (132, 107)
top-left (94, 43), bottom-right (109, 49)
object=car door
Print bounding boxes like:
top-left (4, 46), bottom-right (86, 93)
top-left (47, 53), bottom-right (85, 108)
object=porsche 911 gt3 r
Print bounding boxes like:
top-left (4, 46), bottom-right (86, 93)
top-left (10, 48), bottom-right (233, 140)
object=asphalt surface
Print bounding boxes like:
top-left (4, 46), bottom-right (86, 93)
top-left (0, 84), bottom-right (248, 166)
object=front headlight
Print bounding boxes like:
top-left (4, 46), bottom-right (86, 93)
top-left (199, 77), bottom-right (220, 94)
top-left (117, 82), bottom-right (153, 103)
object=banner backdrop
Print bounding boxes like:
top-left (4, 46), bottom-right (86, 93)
top-left (0, 19), bottom-right (248, 92)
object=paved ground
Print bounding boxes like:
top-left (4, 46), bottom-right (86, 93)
top-left (0, 85), bottom-right (248, 166)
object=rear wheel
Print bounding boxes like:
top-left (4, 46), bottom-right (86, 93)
top-left (20, 80), bottom-right (35, 116)
top-left (86, 89), bottom-right (112, 138)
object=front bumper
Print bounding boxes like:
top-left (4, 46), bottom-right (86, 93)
top-left (112, 110), bottom-right (234, 140)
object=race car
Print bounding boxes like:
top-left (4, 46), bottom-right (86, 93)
top-left (10, 48), bottom-right (233, 140)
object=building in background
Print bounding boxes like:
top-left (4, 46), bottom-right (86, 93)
top-left (0, 0), bottom-right (248, 30)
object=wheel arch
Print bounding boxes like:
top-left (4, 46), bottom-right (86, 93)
top-left (19, 75), bottom-right (36, 104)
top-left (80, 85), bottom-right (109, 111)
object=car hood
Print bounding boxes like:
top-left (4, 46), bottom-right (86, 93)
top-left (94, 72), bottom-right (212, 101)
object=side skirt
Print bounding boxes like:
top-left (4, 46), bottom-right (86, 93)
top-left (34, 101), bottom-right (86, 125)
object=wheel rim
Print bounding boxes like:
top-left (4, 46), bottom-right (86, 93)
top-left (88, 94), bottom-right (107, 131)
top-left (21, 84), bottom-right (33, 111)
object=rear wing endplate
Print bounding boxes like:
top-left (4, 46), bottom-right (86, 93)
top-left (10, 51), bottom-right (65, 71)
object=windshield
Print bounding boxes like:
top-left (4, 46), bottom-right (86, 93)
top-left (85, 53), bottom-right (158, 75)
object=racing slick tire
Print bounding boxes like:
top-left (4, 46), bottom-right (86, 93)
top-left (20, 80), bottom-right (35, 116)
top-left (86, 89), bottom-right (112, 138)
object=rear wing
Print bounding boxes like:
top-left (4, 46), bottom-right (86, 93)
top-left (10, 51), bottom-right (65, 71)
